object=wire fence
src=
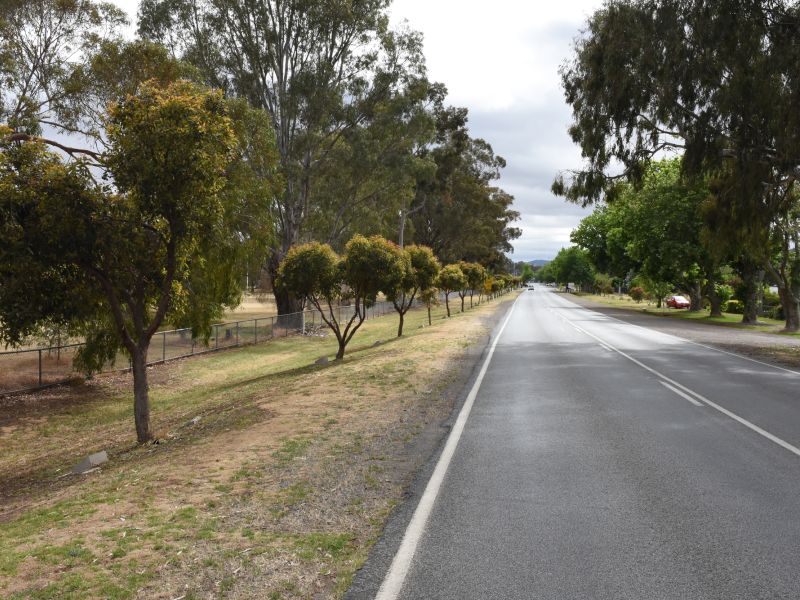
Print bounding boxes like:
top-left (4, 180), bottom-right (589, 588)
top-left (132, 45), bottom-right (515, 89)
top-left (0, 300), bottom-right (400, 396)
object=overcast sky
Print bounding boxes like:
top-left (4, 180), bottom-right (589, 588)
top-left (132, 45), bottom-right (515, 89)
top-left (111, 0), bottom-right (604, 260)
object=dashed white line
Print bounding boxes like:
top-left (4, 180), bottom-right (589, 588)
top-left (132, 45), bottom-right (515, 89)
top-left (547, 297), bottom-right (800, 458)
top-left (375, 295), bottom-right (519, 600)
top-left (659, 380), bottom-right (703, 406)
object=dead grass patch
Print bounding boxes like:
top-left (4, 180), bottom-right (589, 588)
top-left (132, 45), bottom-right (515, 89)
top-left (0, 293), bottom-right (517, 599)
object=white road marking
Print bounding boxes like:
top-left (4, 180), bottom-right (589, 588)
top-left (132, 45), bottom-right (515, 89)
top-left (556, 303), bottom-right (800, 459)
top-left (659, 380), bottom-right (703, 406)
top-left (554, 293), bottom-right (800, 377)
top-left (375, 296), bottom-right (519, 600)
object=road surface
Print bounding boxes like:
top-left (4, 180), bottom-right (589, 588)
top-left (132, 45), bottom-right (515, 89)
top-left (348, 287), bottom-right (800, 600)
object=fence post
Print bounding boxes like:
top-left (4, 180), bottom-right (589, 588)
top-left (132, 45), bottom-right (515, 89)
top-left (236, 321), bottom-right (240, 346)
top-left (162, 332), bottom-right (166, 362)
top-left (255, 318), bottom-right (258, 344)
top-left (38, 349), bottom-right (42, 386)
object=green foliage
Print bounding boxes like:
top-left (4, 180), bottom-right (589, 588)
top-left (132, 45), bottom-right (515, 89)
top-left (0, 0), bottom-right (128, 136)
top-left (593, 273), bottom-right (614, 295)
top-left (411, 132), bottom-right (521, 269)
top-left (276, 243), bottom-right (342, 304)
top-left (714, 284), bottom-right (734, 307)
top-left (386, 244), bottom-right (440, 335)
top-left (549, 247), bottom-right (595, 288)
top-left (436, 265), bottom-right (467, 295)
top-left (629, 286), bottom-right (645, 303)
top-left (436, 264), bottom-right (467, 317)
top-left (557, 0), bottom-right (800, 328)
top-left (0, 80), bottom-right (276, 442)
top-left (138, 0), bottom-right (446, 311)
top-left (520, 263), bottom-right (535, 284)
top-left (726, 300), bottom-right (744, 314)
top-left (342, 236), bottom-right (408, 308)
top-left (278, 235), bottom-right (408, 357)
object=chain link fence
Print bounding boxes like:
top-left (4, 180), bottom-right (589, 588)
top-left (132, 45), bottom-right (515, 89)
top-left (0, 300), bottom-right (399, 396)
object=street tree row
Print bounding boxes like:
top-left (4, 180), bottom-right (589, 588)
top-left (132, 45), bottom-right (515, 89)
top-left (278, 236), bottom-right (516, 359)
top-left (554, 0), bottom-right (800, 330)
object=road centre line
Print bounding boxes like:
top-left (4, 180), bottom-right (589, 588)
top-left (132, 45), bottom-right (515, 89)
top-left (659, 380), bottom-right (703, 406)
top-left (375, 295), bottom-right (519, 600)
top-left (555, 295), bottom-right (800, 377)
top-left (559, 310), bottom-right (800, 459)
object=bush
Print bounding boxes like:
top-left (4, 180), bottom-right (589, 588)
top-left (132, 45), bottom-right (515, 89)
top-left (770, 305), bottom-right (784, 320)
top-left (715, 284), bottom-right (734, 306)
top-left (629, 286), bottom-right (645, 302)
top-left (726, 300), bottom-right (743, 314)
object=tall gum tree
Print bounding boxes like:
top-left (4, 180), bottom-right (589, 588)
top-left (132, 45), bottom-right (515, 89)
top-left (555, 0), bottom-right (800, 330)
top-left (138, 0), bottom-right (432, 315)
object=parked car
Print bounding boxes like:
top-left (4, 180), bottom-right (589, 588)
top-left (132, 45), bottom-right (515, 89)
top-left (666, 295), bottom-right (690, 309)
top-left (527, 284), bottom-right (535, 290)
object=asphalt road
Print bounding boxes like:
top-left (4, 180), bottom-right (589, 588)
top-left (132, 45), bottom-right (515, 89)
top-left (348, 287), bottom-right (800, 600)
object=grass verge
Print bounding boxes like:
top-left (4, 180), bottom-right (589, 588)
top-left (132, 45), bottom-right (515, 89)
top-left (575, 293), bottom-right (796, 334)
top-left (0, 292), bottom-right (516, 599)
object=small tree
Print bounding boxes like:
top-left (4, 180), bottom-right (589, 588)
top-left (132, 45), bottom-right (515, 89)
top-left (436, 264), bottom-right (467, 317)
top-left (520, 263), bottom-right (535, 284)
top-left (387, 245), bottom-right (440, 337)
top-left (629, 286), bottom-right (646, 303)
top-left (594, 273), bottom-right (614, 295)
top-left (0, 81), bottom-right (253, 443)
top-left (278, 235), bottom-right (406, 359)
top-left (419, 287), bottom-right (440, 326)
top-left (460, 262), bottom-right (487, 308)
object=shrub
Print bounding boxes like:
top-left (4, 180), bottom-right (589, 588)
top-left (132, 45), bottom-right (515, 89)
top-left (726, 299), bottom-right (743, 314)
top-left (629, 286), bottom-right (645, 302)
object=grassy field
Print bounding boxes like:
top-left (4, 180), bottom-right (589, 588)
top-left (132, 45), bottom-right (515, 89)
top-left (0, 293), bottom-right (515, 599)
top-left (576, 293), bottom-right (794, 333)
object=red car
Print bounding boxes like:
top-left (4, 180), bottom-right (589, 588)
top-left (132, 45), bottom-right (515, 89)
top-left (666, 295), bottom-right (691, 309)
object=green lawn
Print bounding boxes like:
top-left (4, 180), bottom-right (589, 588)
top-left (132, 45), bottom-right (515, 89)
top-left (576, 293), bottom-right (796, 335)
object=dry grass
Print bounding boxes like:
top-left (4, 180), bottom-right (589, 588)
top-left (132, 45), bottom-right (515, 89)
top-left (0, 293), bottom-right (516, 599)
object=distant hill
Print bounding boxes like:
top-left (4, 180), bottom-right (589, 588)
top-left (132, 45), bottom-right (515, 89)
top-left (528, 259), bottom-right (550, 267)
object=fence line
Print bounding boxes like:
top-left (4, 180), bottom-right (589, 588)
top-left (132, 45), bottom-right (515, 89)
top-left (0, 289), bottom-right (511, 397)
top-left (0, 299), bottom-right (407, 396)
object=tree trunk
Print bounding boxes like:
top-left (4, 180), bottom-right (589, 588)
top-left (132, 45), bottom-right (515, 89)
top-left (778, 287), bottom-right (800, 332)
top-left (739, 260), bottom-right (763, 325)
top-left (460, 294), bottom-right (465, 312)
top-left (131, 347), bottom-right (153, 444)
top-left (469, 292), bottom-right (473, 308)
top-left (397, 311), bottom-right (405, 337)
top-left (445, 294), bottom-right (451, 317)
top-left (336, 339), bottom-right (346, 360)
top-left (706, 279), bottom-right (723, 318)
top-left (398, 209), bottom-right (407, 248)
top-left (427, 305), bottom-right (432, 325)
top-left (269, 242), bottom-right (303, 316)
top-left (688, 280), bottom-right (703, 312)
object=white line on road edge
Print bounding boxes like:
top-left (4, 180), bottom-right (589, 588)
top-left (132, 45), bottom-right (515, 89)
top-left (563, 314), bottom-right (800, 459)
top-left (659, 380), bottom-right (703, 407)
top-left (374, 296), bottom-right (519, 600)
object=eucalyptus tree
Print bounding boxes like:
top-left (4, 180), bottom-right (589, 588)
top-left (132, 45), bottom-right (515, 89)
top-left (412, 135), bottom-right (521, 268)
top-left (0, 81), bottom-right (275, 443)
top-left (0, 0), bottom-right (127, 137)
top-left (555, 0), bottom-right (800, 329)
top-left (139, 0), bottom-right (434, 314)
